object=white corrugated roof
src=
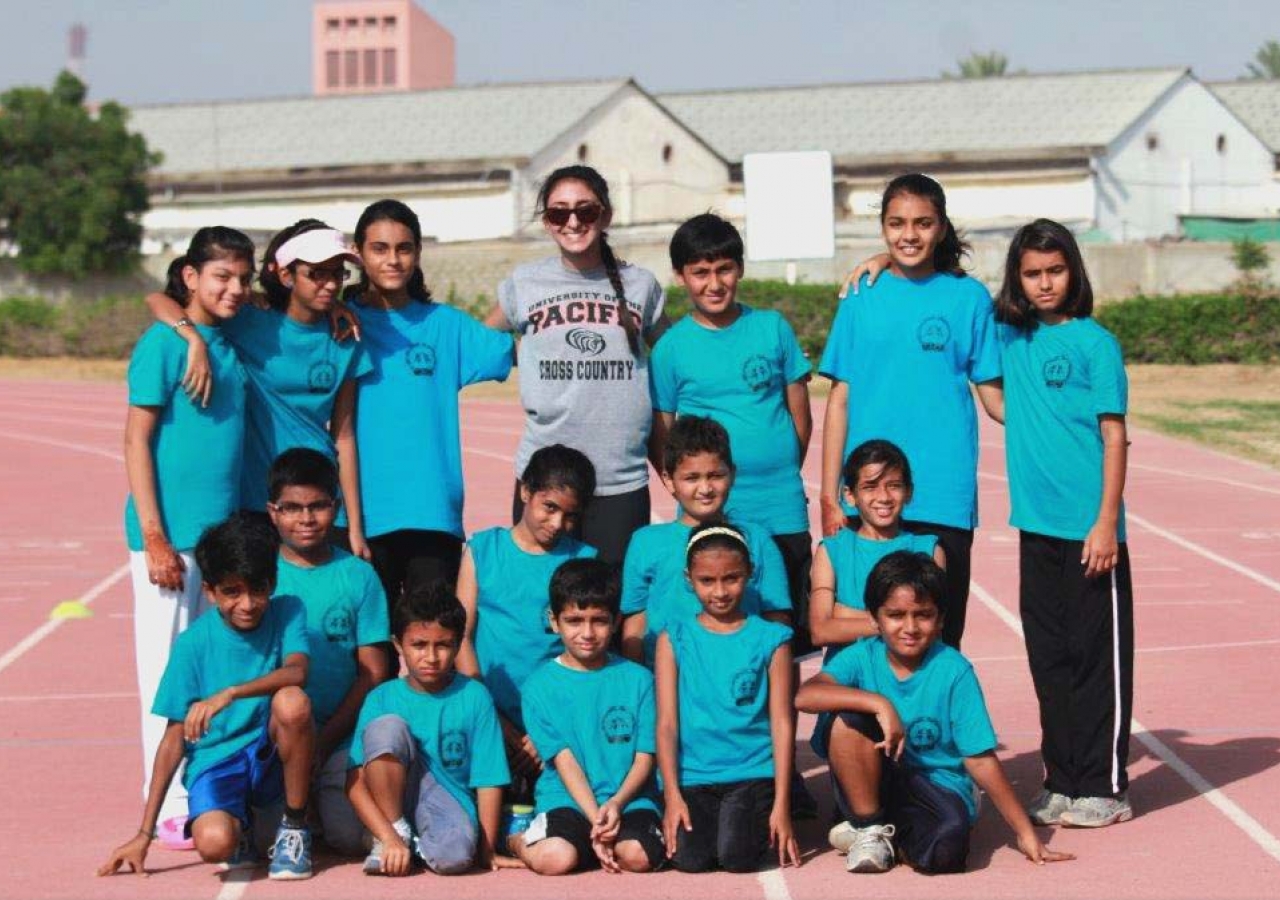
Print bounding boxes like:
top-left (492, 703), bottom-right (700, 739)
top-left (130, 80), bottom-right (630, 176)
top-left (1211, 80), bottom-right (1280, 151)
top-left (658, 68), bottom-right (1189, 164)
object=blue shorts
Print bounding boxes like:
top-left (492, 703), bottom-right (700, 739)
top-left (185, 730), bottom-right (283, 836)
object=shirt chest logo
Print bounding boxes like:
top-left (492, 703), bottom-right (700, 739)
top-left (917, 317), bottom-right (951, 353)
top-left (322, 605), bottom-right (353, 643)
top-left (601, 705), bottom-right (635, 744)
top-left (441, 729), bottom-right (469, 770)
top-left (406, 343), bottom-right (437, 376)
top-left (1042, 355), bottom-right (1072, 389)
top-left (907, 716), bottom-right (942, 752)
top-left (566, 327), bottom-right (607, 357)
top-left (741, 354), bottom-right (776, 392)
top-left (731, 667), bottom-right (762, 706)
top-left (307, 361), bottom-right (337, 393)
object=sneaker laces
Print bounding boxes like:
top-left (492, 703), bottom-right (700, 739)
top-left (272, 828), bottom-right (308, 865)
top-left (852, 822), bottom-right (896, 855)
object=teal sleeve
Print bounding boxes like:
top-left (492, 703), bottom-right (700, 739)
top-left (151, 634), bottom-right (200, 721)
top-left (951, 666), bottom-right (998, 758)
top-left (820, 641), bottom-right (863, 687)
top-left (347, 688), bottom-right (382, 767)
top-left (648, 333), bottom-right (679, 413)
top-left (521, 674), bottom-right (568, 761)
top-left (458, 313), bottom-right (515, 386)
top-left (754, 530), bottom-right (792, 613)
top-left (348, 340), bottom-right (374, 381)
top-left (127, 328), bottom-right (179, 407)
top-left (620, 532), bottom-right (652, 616)
top-left (354, 563), bottom-right (390, 647)
top-left (778, 314), bottom-right (811, 383)
top-left (969, 294), bottom-right (1003, 384)
top-left (279, 595), bottom-right (310, 659)
top-left (635, 672), bottom-right (657, 755)
top-left (468, 688), bottom-right (513, 789)
top-left (1090, 332), bottom-right (1128, 416)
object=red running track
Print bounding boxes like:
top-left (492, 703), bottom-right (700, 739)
top-left (0, 378), bottom-right (1277, 899)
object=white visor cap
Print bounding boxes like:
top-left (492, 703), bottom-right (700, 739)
top-left (275, 229), bottom-right (362, 268)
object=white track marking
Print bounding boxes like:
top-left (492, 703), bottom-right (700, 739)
top-left (1128, 512), bottom-right (1280, 595)
top-left (0, 564), bottom-right (129, 676)
top-left (969, 579), bottom-right (1280, 865)
top-left (214, 869), bottom-right (252, 900)
top-left (0, 410), bottom-right (119, 431)
top-left (0, 431), bottom-right (123, 462)
top-left (758, 866), bottom-right (795, 900)
top-left (0, 691), bottom-right (135, 702)
top-left (1129, 463), bottom-right (1280, 496)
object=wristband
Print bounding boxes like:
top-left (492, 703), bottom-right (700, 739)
top-left (173, 317), bottom-right (193, 331)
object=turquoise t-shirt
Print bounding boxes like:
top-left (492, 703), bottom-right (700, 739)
top-left (124, 323), bottom-right (246, 552)
top-left (819, 529), bottom-right (939, 659)
top-left (522, 656), bottom-right (659, 816)
top-left (818, 272), bottom-right (1001, 530)
top-left (813, 636), bottom-right (997, 821)
top-left (152, 595), bottom-right (308, 786)
top-left (348, 675), bottom-right (510, 825)
top-left (351, 300), bottom-right (513, 539)
top-left (650, 306), bottom-right (811, 535)
top-left (999, 318), bottom-right (1128, 542)
top-left (222, 305), bottom-right (372, 511)
top-left (470, 527), bottom-right (598, 729)
top-left (274, 547), bottom-right (389, 728)
top-left (621, 520), bottom-right (792, 667)
top-left (666, 615), bottom-right (792, 787)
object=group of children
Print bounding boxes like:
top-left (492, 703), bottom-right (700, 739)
top-left (101, 166), bottom-right (1133, 881)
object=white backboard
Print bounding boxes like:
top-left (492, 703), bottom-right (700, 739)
top-left (742, 151), bottom-right (835, 261)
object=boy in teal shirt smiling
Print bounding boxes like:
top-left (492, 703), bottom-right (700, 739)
top-left (511, 558), bottom-right (664, 875)
top-left (266, 448), bottom-right (390, 855)
top-left (99, 514), bottom-right (316, 881)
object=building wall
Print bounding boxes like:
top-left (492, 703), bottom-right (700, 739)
top-left (843, 173), bottom-right (1097, 230)
top-left (523, 87), bottom-right (729, 228)
top-left (1097, 76), bottom-right (1275, 239)
top-left (141, 183), bottom-right (517, 251)
top-left (313, 0), bottom-right (454, 95)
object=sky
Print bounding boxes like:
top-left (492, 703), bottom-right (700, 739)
top-left (0, 0), bottom-right (1276, 107)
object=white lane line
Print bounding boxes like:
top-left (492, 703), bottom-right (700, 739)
top-left (0, 690), bottom-right (135, 702)
top-left (969, 579), bottom-right (1280, 865)
top-left (461, 445), bottom-right (515, 465)
top-left (214, 869), bottom-right (252, 900)
top-left (0, 431), bottom-right (123, 463)
top-left (0, 410), bottom-right (118, 431)
top-left (0, 564), bottom-right (130, 676)
top-left (757, 866), bottom-right (794, 900)
top-left (1128, 512), bottom-right (1280, 595)
top-left (1129, 463), bottom-right (1280, 496)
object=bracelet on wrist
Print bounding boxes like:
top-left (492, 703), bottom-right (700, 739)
top-left (173, 317), bottom-right (193, 331)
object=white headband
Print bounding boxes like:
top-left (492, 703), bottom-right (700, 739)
top-left (686, 525), bottom-right (749, 553)
top-left (274, 229), bottom-right (362, 268)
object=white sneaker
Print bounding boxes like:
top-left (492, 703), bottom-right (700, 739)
top-left (363, 818), bottom-right (414, 875)
top-left (1026, 789), bottom-right (1073, 826)
top-left (1060, 794), bottom-right (1133, 828)
top-left (830, 821), bottom-right (896, 873)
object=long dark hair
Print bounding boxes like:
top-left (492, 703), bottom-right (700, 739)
top-left (164, 227), bottom-right (256, 302)
top-left (880, 173), bottom-right (970, 276)
top-left (259, 218), bottom-right (332, 311)
top-left (537, 165), bottom-right (640, 355)
top-left (995, 218), bottom-right (1094, 330)
top-left (351, 199), bottom-right (431, 303)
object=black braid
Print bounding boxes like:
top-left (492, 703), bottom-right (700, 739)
top-left (598, 235), bottom-right (639, 356)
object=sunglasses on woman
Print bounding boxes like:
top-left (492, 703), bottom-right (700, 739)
top-left (542, 203), bottom-right (604, 227)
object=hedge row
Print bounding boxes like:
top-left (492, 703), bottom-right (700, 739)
top-left (668, 281), bottom-right (1280, 365)
top-left (2, 284), bottom-right (1277, 364)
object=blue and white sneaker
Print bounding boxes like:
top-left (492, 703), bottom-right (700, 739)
top-left (217, 830), bottom-right (261, 872)
top-left (267, 822), bottom-right (313, 880)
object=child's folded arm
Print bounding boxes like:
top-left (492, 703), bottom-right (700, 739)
top-left (97, 721), bottom-right (186, 877)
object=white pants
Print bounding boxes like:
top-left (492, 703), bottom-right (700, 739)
top-left (130, 550), bottom-right (208, 822)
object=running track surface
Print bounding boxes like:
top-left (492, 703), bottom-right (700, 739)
top-left (0, 378), bottom-right (1277, 900)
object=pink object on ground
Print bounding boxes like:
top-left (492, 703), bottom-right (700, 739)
top-left (157, 815), bottom-right (194, 851)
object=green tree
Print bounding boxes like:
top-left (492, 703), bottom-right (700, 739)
top-left (0, 71), bottom-right (159, 277)
top-left (1231, 236), bottom-right (1272, 296)
top-left (944, 51), bottom-right (1009, 79)
top-left (1246, 40), bottom-right (1280, 79)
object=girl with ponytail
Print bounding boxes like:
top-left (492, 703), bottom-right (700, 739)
top-left (818, 174), bottom-right (1004, 650)
top-left (486, 165), bottom-right (670, 564)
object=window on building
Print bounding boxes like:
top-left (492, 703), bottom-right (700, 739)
top-left (363, 49), bottom-right (378, 85)
top-left (383, 48), bottom-right (397, 86)
top-left (325, 18), bottom-right (339, 33)
top-left (662, 143), bottom-right (673, 164)
top-left (383, 15), bottom-right (397, 32)
top-left (345, 17), bottom-right (358, 31)
top-left (344, 49), bottom-right (359, 86)
top-left (364, 16), bottom-right (377, 31)
top-left (1216, 134), bottom-right (1227, 154)
top-left (325, 50), bottom-right (340, 88)
top-left (1146, 133), bottom-right (1159, 151)
top-left (577, 143), bottom-right (589, 162)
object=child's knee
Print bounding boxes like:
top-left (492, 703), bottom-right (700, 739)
top-left (911, 822), bottom-right (970, 874)
top-left (613, 839), bottom-right (653, 872)
top-left (525, 838), bottom-right (578, 875)
top-left (419, 825), bottom-right (477, 875)
top-left (719, 844), bottom-right (764, 874)
top-left (270, 686), bottom-right (312, 729)
top-left (361, 714), bottom-right (414, 764)
top-left (191, 813), bottom-right (239, 863)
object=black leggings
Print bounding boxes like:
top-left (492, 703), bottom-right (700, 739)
top-left (334, 527), bottom-right (463, 617)
top-left (902, 520), bottom-right (973, 650)
top-left (512, 481), bottom-right (649, 566)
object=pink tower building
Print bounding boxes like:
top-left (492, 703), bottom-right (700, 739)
top-left (313, 1), bottom-right (455, 95)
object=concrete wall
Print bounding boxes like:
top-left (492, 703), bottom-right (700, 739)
top-left (844, 173), bottom-right (1096, 231)
top-left (1098, 76), bottom-right (1276, 240)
